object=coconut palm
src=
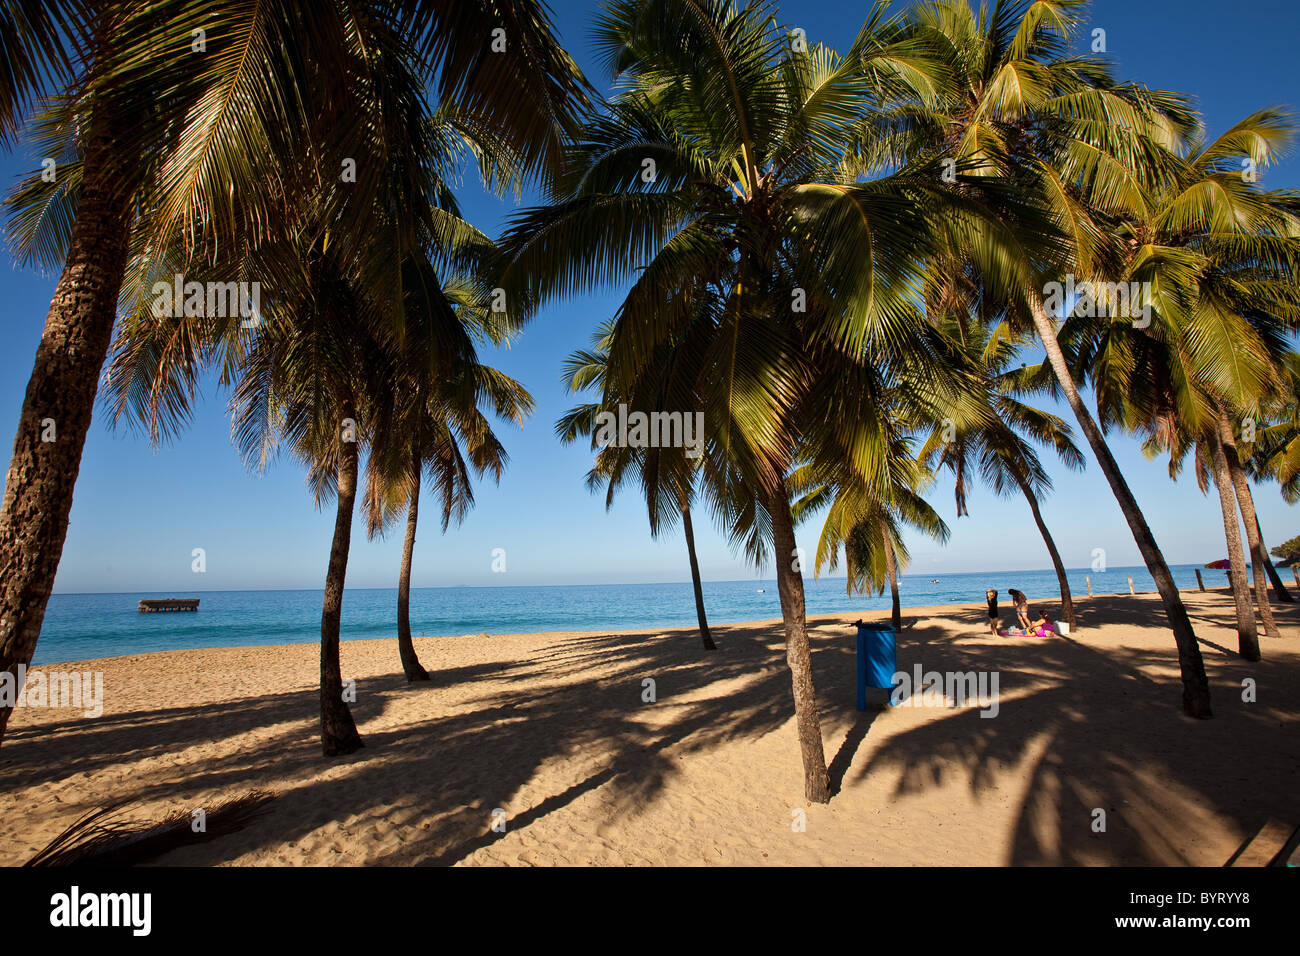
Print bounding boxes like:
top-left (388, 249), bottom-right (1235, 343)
top-left (1243, 351), bottom-right (1300, 601)
top-left (557, 322), bottom-right (718, 651)
top-left (496, 0), bottom-right (1004, 801)
top-left (1221, 413), bottom-right (1295, 604)
top-left (1128, 413), bottom-right (1282, 659)
top-left (1142, 429), bottom-right (1264, 658)
top-left (918, 315), bottom-right (1084, 628)
top-left (1248, 353), bottom-right (1300, 498)
top-left (793, 438), bottom-right (950, 630)
top-left (1140, 415), bottom-right (1281, 656)
top-left (0, 0), bottom-right (588, 747)
top-left (1057, 109), bottom-right (1300, 656)
top-left (871, 0), bottom-right (1221, 714)
top-left (1209, 432), bottom-right (1263, 654)
top-left (814, 501), bottom-right (925, 628)
top-left (222, 237), bottom-right (400, 754)
top-left (1242, 366), bottom-right (1300, 606)
top-left (1191, 158), bottom-right (1300, 614)
top-left (71, 3), bottom-right (559, 753)
top-left (364, 267), bottom-right (533, 681)
top-left (102, 186), bottom-right (523, 754)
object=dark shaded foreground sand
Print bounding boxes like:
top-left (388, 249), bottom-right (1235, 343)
top-left (0, 589), bottom-right (1296, 866)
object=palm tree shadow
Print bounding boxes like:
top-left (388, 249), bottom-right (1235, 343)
top-left (828, 709), bottom-right (881, 796)
top-left (850, 614), bottom-right (1300, 864)
top-left (416, 765), bottom-right (621, 866)
top-left (0, 623), bottom-right (805, 866)
top-left (3, 593), bottom-right (1294, 866)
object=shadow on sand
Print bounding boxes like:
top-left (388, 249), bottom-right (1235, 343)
top-left (0, 590), bottom-right (1296, 865)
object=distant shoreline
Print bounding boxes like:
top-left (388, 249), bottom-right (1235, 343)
top-left (32, 586), bottom-right (1231, 668)
top-left (32, 567), bottom-right (1237, 666)
top-left (46, 562), bottom-right (1227, 596)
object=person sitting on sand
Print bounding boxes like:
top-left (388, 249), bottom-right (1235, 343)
top-left (1025, 611), bottom-right (1055, 637)
top-left (1008, 589), bottom-right (1031, 630)
top-left (985, 588), bottom-right (999, 635)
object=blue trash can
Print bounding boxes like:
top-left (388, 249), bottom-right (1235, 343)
top-left (856, 622), bottom-right (897, 710)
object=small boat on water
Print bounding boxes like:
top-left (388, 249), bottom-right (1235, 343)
top-left (138, 598), bottom-right (200, 613)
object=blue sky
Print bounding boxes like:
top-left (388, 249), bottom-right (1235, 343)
top-left (2, 0), bottom-right (1298, 593)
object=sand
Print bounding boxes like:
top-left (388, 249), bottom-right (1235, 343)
top-left (0, 588), bottom-right (1296, 866)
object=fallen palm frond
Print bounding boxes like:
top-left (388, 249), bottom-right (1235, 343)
top-left (24, 790), bottom-right (276, 867)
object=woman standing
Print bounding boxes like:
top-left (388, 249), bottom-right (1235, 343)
top-left (1008, 589), bottom-right (1032, 630)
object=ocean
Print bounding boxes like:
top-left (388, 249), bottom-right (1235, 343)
top-left (31, 564), bottom-right (1222, 665)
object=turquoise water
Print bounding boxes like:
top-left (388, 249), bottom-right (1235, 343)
top-left (32, 564), bottom-right (1217, 664)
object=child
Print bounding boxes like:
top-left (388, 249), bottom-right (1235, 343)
top-left (985, 589), bottom-right (999, 635)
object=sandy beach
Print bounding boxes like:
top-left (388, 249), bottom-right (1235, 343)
top-left (1, 588), bottom-right (1296, 866)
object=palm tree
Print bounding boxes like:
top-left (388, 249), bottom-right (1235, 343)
top-left (1209, 431), bottom-right (1262, 657)
top-left (365, 267), bottom-right (533, 681)
top-left (0, 8), bottom-right (138, 747)
top-left (1132, 417), bottom-right (1279, 659)
top-left (1139, 421), bottom-right (1273, 658)
top-left (1243, 351), bottom-right (1300, 601)
top-left (99, 93), bottom-right (545, 756)
top-left (103, 183), bottom-right (522, 755)
top-left (678, 500), bottom-right (716, 649)
top-left (875, 0), bottom-right (1218, 715)
top-left (0, 0), bottom-right (588, 747)
top-left (1248, 353), bottom-right (1300, 500)
top-left (557, 325), bottom-right (717, 650)
top-left (1144, 429), bottom-right (1264, 659)
top-left (1057, 109), bottom-right (1300, 655)
top-left (920, 317), bottom-right (1085, 629)
top-left (226, 238), bottom-right (404, 754)
top-left (496, 0), bottom-right (986, 801)
top-left (1222, 414), bottom-right (1295, 604)
top-left (1196, 160), bottom-right (1300, 616)
top-left (0, 2), bottom-right (83, 146)
top-left (91, 16), bottom-right (557, 754)
top-left (793, 440), bottom-right (950, 630)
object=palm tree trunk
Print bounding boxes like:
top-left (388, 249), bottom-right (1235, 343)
top-left (768, 481), bottom-right (830, 803)
top-left (880, 518), bottom-right (901, 628)
top-left (0, 125), bottom-right (131, 747)
top-left (681, 504), bottom-right (716, 650)
top-left (1028, 297), bottom-right (1212, 716)
top-left (396, 461), bottom-right (430, 681)
top-left (1217, 411), bottom-right (1281, 637)
top-left (1208, 430), bottom-right (1262, 661)
top-left (1255, 516), bottom-right (1294, 603)
top-left (1010, 471), bottom-right (1077, 629)
top-left (320, 402), bottom-right (365, 755)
